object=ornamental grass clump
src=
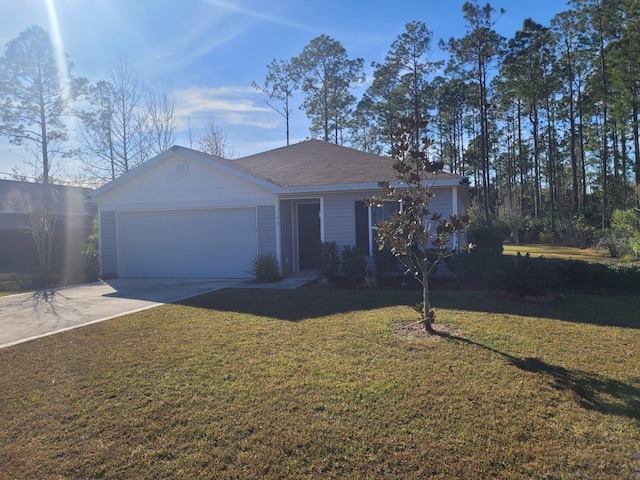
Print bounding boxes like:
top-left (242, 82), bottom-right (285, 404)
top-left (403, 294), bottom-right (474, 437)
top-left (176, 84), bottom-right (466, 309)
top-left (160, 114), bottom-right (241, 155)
top-left (248, 253), bottom-right (281, 283)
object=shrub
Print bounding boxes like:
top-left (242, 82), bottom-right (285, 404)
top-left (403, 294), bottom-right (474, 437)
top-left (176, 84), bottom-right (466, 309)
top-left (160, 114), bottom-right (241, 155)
top-left (603, 209), bottom-right (640, 260)
top-left (319, 241), bottom-right (340, 278)
top-left (467, 225), bottom-right (507, 254)
top-left (452, 248), bottom-right (502, 286)
top-left (374, 247), bottom-right (400, 280)
top-left (84, 217), bottom-right (100, 281)
top-left (248, 253), bottom-right (281, 283)
top-left (596, 231), bottom-right (626, 258)
top-left (359, 271), bottom-right (378, 288)
top-left (497, 252), bottom-right (551, 297)
top-left (315, 276), bottom-right (332, 289)
top-left (341, 245), bottom-right (366, 279)
top-left (555, 213), bottom-right (597, 248)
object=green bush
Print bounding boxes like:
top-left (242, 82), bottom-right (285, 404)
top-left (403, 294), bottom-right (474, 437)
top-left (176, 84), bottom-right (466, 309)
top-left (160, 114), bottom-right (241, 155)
top-left (467, 225), bottom-right (507, 254)
top-left (84, 217), bottom-right (100, 281)
top-left (497, 252), bottom-right (551, 297)
top-left (374, 246), bottom-right (399, 280)
top-left (319, 241), bottom-right (340, 278)
top-left (603, 209), bottom-right (640, 260)
top-left (359, 271), bottom-right (378, 288)
top-left (549, 258), bottom-right (640, 292)
top-left (248, 253), bottom-right (281, 283)
top-left (555, 213), bottom-right (597, 248)
top-left (341, 245), bottom-right (367, 279)
top-left (450, 248), bottom-right (502, 286)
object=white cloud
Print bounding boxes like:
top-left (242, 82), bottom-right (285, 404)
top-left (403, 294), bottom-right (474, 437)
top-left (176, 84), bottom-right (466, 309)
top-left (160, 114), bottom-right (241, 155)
top-left (173, 85), bottom-right (276, 129)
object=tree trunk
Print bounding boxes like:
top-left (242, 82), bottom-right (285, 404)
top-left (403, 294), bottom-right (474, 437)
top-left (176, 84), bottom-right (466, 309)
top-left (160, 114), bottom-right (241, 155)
top-left (530, 105), bottom-right (541, 218)
top-left (422, 271), bottom-right (435, 334)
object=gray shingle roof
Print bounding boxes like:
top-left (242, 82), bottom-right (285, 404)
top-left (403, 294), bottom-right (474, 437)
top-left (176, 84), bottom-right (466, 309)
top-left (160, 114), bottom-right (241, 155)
top-left (224, 139), bottom-right (463, 188)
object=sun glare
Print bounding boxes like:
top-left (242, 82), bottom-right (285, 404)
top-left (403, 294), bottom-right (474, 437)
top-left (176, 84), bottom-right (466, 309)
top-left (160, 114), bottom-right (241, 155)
top-left (44, 0), bottom-right (71, 102)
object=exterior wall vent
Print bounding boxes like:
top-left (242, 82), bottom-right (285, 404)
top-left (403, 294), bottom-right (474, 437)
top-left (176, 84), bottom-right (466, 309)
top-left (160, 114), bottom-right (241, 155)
top-left (175, 161), bottom-right (189, 176)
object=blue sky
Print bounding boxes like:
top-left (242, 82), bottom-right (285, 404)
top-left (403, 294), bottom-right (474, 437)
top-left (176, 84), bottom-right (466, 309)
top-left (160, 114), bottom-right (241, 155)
top-left (0, 0), bottom-right (570, 180)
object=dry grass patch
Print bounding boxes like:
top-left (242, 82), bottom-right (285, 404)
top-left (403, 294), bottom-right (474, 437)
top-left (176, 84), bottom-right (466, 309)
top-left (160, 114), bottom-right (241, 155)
top-left (1, 288), bottom-right (639, 479)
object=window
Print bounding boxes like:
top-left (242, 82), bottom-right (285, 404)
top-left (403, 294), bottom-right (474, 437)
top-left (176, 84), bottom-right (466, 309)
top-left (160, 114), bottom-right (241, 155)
top-left (355, 200), bottom-right (402, 256)
top-left (369, 201), bottom-right (402, 255)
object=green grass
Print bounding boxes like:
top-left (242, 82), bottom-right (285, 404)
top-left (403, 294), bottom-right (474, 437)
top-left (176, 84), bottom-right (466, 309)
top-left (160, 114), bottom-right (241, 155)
top-left (503, 243), bottom-right (621, 264)
top-left (1, 288), bottom-right (639, 479)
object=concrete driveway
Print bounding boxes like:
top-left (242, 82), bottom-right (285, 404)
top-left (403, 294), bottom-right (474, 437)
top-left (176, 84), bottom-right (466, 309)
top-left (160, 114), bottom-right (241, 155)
top-left (0, 278), bottom-right (238, 349)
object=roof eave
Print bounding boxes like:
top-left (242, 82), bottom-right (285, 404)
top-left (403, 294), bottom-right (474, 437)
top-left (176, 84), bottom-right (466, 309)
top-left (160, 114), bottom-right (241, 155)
top-left (278, 177), bottom-right (467, 195)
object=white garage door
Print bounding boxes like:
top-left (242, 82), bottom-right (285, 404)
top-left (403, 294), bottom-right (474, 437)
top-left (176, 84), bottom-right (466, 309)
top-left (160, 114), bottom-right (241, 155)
top-left (117, 208), bottom-right (257, 278)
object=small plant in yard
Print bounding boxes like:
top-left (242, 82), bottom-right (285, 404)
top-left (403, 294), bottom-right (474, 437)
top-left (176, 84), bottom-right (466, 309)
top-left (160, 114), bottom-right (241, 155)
top-left (374, 246), bottom-right (399, 281)
top-left (367, 116), bottom-right (468, 334)
top-left (248, 253), bottom-right (281, 282)
top-left (359, 271), bottom-right (378, 288)
top-left (498, 252), bottom-right (550, 297)
top-left (340, 245), bottom-right (367, 279)
top-left (83, 217), bottom-right (101, 282)
top-left (314, 276), bottom-right (332, 288)
top-left (319, 241), bottom-right (340, 278)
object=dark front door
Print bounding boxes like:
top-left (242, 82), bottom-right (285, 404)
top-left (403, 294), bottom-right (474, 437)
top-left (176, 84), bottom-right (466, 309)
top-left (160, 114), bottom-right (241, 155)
top-left (297, 203), bottom-right (321, 270)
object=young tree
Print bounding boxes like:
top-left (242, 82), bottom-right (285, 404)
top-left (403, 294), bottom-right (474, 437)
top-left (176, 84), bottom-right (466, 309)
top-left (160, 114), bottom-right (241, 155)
top-left (292, 35), bottom-right (365, 143)
top-left (23, 187), bottom-right (58, 285)
top-left (368, 117), bottom-right (469, 334)
top-left (0, 25), bottom-right (83, 185)
top-left (252, 59), bottom-right (296, 145)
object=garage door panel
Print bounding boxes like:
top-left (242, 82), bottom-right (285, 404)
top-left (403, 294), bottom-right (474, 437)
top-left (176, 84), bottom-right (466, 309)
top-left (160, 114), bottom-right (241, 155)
top-left (118, 209), bottom-right (256, 278)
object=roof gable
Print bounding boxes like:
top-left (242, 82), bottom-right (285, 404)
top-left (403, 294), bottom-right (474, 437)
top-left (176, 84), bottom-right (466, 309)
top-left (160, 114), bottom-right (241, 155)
top-left (89, 146), bottom-right (280, 201)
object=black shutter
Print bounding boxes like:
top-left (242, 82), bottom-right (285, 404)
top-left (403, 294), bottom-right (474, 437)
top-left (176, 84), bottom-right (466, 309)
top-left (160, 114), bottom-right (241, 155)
top-left (355, 201), bottom-right (369, 256)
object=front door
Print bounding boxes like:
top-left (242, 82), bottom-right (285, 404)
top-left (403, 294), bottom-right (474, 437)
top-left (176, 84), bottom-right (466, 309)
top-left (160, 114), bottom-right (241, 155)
top-left (297, 203), bottom-right (321, 270)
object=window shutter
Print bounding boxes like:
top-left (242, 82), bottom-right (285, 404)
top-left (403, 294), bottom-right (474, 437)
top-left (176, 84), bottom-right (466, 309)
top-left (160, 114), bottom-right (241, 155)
top-left (355, 201), bottom-right (369, 256)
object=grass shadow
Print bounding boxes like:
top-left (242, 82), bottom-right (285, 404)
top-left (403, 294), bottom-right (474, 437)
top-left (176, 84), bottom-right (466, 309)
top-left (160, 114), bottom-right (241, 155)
top-left (437, 330), bottom-right (640, 420)
top-left (432, 288), bottom-right (640, 330)
top-left (177, 287), bottom-right (422, 322)
top-left (178, 286), bottom-right (640, 330)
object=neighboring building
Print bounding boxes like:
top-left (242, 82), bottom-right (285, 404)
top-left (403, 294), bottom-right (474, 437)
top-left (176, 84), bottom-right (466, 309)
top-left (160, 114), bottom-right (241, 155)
top-left (0, 179), bottom-right (96, 274)
top-left (89, 140), bottom-right (470, 279)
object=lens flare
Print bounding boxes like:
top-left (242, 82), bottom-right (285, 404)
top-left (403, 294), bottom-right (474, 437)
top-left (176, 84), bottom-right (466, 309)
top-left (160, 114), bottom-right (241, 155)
top-left (44, 0), bottom-right (71, 103)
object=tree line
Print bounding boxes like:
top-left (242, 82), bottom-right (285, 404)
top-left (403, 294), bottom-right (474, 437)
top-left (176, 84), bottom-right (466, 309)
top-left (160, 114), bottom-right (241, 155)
top-left (253, 0), bottom-right (640, 239)
top-left (0, 26), bottom-right (237, 187)
top-left (2, 1), bottom-right (639, 239)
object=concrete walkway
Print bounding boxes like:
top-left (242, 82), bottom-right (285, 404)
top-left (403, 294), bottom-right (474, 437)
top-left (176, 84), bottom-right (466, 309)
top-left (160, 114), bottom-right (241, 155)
top-left (0, 272), bottom-right (317, 349)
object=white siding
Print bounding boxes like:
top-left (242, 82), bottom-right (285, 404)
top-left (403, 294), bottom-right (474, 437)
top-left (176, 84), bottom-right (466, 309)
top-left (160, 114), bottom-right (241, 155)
top-left (97, 152), bottom-right (277, 211)
top-left (323, 191), bottom-right (376, 250)
top-left (322, 187), bottom-right (455, 250)
top-left (429, 187), bottom-right (454, 218)
top-left (257, 205), bottom-right (277, 255)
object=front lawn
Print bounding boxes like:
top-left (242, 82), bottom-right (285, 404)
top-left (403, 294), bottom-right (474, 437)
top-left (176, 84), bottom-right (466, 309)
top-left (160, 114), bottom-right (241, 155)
top-left (1, 288), bottom-right (639, 479)
top-left (502, 243), bottom-right (624, 264)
